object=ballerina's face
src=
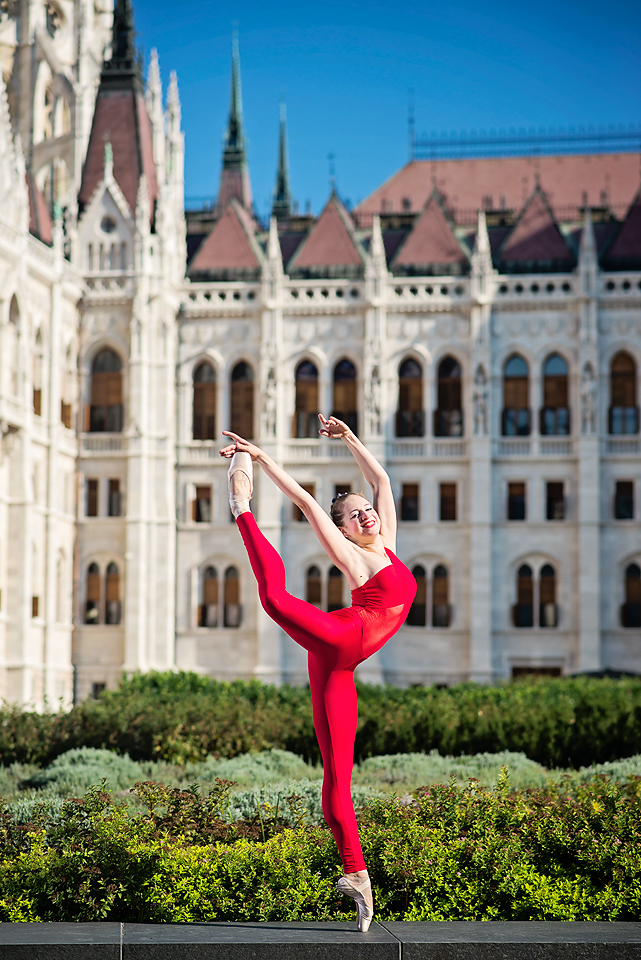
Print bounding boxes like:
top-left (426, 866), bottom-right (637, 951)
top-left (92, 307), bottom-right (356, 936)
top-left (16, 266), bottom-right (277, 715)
top-left (339, 495), bottom-right (381, 542)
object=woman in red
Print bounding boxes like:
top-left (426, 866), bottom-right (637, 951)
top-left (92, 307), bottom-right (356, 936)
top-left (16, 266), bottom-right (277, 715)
top-left (219, 414), bottom-right (416, 931)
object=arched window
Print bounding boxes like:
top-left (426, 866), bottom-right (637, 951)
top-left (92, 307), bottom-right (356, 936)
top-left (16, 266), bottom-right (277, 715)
top-left (539, 564), bottom-right (558, 628)
top-left (434, 357), bottom-right (463, 437)
top-left (541, 354), bottom-right (570, 436)
top-left (61, 345), bottom-right (73, 428)
top-left (332, 359), bottom-right (357, 434)
top-left (85, 562), bottom-right (100, 624)
top-left (8, 295), bottom-right (19, 396)
top-left (502, 355), bottom-right (530, 436)
top-left (513, 564), bottom-right (533, 627)
top-left (609, 352), bottom-right (638, 435)
top-left (199, 566), bottom-right (218, 627)
top-left (88, 349), bottom-right (123, 433)
top-left (306, 565), bottom-right (322, 607)
top-left (224, 566), bottom-right (241, 627)
top-left (33, 330), bottom-right (43, 416)
top-left (432, 564), bottom-right (451, 627)
top-left (396, 358), bottom-right (424, 437)
top-left (105, 562), bottom-right (121, 625)
top-left (294, 360), bottom-right (318, 438)
top-left (327, 565), bottom-right (344, 612)
top-left (406, 565), bottom-right (427, 626)
top-left (621, 563), bottom-right (641, 628)
top-left (230, 362), bottom-right (254, 438)
top-left (193, 362), bottom-right (217, 441)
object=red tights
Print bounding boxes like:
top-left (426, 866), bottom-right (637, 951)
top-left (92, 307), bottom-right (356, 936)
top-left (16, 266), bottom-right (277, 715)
top-left (236, 512), bottom-right (367, 873)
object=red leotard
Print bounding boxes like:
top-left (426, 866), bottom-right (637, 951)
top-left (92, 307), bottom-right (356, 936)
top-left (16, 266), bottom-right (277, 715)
top-left (236, 512), bottom-right (416, 872)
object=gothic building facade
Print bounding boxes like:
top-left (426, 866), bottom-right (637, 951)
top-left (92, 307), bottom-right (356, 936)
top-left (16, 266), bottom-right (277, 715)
top-left (0, 0), bottom-right (639, 706)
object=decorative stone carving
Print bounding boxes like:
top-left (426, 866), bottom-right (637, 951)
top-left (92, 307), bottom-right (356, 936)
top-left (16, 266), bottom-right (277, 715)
top-left (581, 362), bottom-right (597, 435)
top-left (262, 365), bottom-right (277, 437)
top-left (473, 364), bottom-right (488, 436)
top-left (365, 363), bottom-right (382, 436)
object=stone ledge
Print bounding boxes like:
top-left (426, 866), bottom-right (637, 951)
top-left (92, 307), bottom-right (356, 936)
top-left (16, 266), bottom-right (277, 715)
top-left (0, 922), bottom-right (639, 960)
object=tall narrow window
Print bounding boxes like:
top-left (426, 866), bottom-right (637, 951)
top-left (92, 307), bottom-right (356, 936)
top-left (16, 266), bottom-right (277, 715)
top-left (86, 562), bottom-right (100, 624)
top-left (621, 564), bottom-right (641, 628)
top-left (33, 330), bottom-right (43, 416)
top-left (513, 564), bottom-right (534, 627)
top-left (609, 352), bottom-right (638, 435)
top-left (193, 362), bottom-right (217, 440)
top-left (502, 355), bottom-right (530, 436)
top-left (507, 482), bottom-right (526, 521)
top-left (294, 360), bottom-right (318, 438)
top-left (406, 565), bottom-right (427, 626)
top-left (199, 566), bottom-right (218, 627)
top-left (401, 483), bottom-right (419, 521)
top-left (61, 346), bottom-right (73, 428)
top-left (327, 566), bottom-right (344, 612)
top-left (396, 358), bottom-right (424, 437)
top-left (88, 349), bottom-right (123, 432)
top-left (546, 482), bottom-right (565, 520)
top-left (105, 562), bottom-right (121, 625)
top-left (224, 566), bottom-right (241, 627)
top-left (332, 359), bottom-right (357, 434)
top-left (539, 564), bottom-right (558, 628)
top-left (432, 565), bottom-right (451, 627)
top-left (293, 482), bottom-right (315, 522)
top-left (614, 481), bottom-right (634, 520)
top-left (193, 485), bottom-right (212, 523)
top-left (541, 354), bottom-right (570, 435)
top-left (86, 478), bottom-right (99, 517)
top-left (439, 483), bottom-right (457, 521)
top-left (434, 357), bottom-right (463, 437)
top-left (306, 565), bottom-right (322, 607)
top-left (230, 362), bottom-right (254, 438)
top-left (108, 479), bottom-right (121, 517)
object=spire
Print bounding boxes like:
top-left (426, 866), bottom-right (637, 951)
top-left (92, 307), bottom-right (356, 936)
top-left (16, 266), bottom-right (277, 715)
top-left (218, 33), bottom-right (252, 212)
top-left (272, 100), bottom-right (291, 221)
top-left (103, 0), bottom-right (140, 82)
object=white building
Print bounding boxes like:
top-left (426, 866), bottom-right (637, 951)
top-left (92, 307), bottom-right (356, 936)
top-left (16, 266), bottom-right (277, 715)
top-left (1, 0), bottom-right (639, 706)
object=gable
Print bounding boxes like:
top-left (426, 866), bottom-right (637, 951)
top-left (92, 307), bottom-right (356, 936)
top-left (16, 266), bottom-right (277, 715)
top-left (499, 188), bottom-right (574, 269)
top-left (392, 194), bottom-right (468, 273)
top-left (188, 200), bottom-right (261, 278)
top-left (288, 196), bottom-right (364, 275)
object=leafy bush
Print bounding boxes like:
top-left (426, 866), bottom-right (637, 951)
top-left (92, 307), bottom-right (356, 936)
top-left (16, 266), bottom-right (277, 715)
top-left (1, 774), bottom-right (640, 922)
top-left (21, 748), bottom-right (142, 796)
top-left (3, 672), bottom-right (641, 769)
top-left (354, 750), bottom-right (549, 791)
top-left (227, 779), bottom-right (383, 826)
top-left (186, 749), bottom-right (320, 788)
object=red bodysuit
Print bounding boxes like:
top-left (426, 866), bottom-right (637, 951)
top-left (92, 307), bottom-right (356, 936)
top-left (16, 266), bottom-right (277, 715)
top-left (236, 512), bottom-right (417, 872)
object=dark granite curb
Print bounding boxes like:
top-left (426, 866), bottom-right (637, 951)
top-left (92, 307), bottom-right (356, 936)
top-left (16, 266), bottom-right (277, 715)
top-left (0, 922), bottom-right (640, 959)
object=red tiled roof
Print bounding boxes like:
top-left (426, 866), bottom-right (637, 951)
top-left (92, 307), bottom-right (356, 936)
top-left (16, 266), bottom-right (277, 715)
top-left (392, 192), bottom-right (468, 269)
top-left (78, 87), bottom-right (158, 222)
top-left (26, 172), bottom-right (53, 245)
top-left (288, 194), bottom-right (364, 269)
top-left (356, 154), bottom-right (641, 222)
top-left (606, 189), bottom-right (641, 262)
top-left (498, 186), bottom-right (573, 265)
top-left (188, 199), bottom-right (260, 273)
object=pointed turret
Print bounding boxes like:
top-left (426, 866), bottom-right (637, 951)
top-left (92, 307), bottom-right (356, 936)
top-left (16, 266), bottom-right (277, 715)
top-left (217, 36), bottom-right (252, 212)
top-left (146, 49), bottom-right (165, 184)
top-left (78, 0), bottom-right (157, 224)
top-left (272, 101), bottom-right (291, 221)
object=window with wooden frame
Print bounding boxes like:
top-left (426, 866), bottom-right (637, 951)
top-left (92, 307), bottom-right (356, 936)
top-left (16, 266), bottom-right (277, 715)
top-left (88, 349), bottom-right (123, 432)
top-left (86, 478), bottom-right (99, 517)
top-left (293, 482), bottom-right (316, 522)
top-left (230, 362), bottom-right (254, 438)
top-left (546, 482), bottom-right (565, 521)
top-left (224, 566), bottom-right (241, 627)
top-left (85, 562), bottom-right (100, 624)
top-left (401, 483), bottom-right (419, 521)
top-left (396, 358), bottom-right (424, 437)
top-left (614, 481), bottom-right (634, 520)
top-left (434, 357), bottom-right (463, 437)
top-left (33, 330), bottom-right (43, 416)
top-left (305, 566), bottom-right (322, 607)
top-left (199, 566), bottom-right (218, 627)
top-left (539, 564), bottom-right (558, 627)
top-left (609, 352), bottom-right (638, 435)
top-left (327, 565), bottom-right (344, 612)
top-left (108, 479), bottom-right (121, 517)
top-left (439, 483), bottom-right (456, 521)
top-left (105, 562), bottom-right (121, 624)
top-left (622, 563), bottom-right (641, 628)
top-left (513, 564), bottom-right (534, 627)
top-left (192, 485), bottom-right (212, 523)
top-left (432, 565), bottom-right (451, 627)
top-left (540, 354), bottom-right (570, 435)
top-left (193, 362), bottom-right (217, 440)
top-left (293, 361), bottom-right (319, 438)
top-left (502, 355), bottom-right (530, 436)
top-left (507, 482), bottom-right (526, 521)
top-left (406, 565), bottom-right (426, 626)
top-left (332, 359), bottom-right (357, 434)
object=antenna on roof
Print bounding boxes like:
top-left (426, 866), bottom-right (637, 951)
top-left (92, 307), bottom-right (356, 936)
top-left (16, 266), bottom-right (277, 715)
top-left (408, 88), bottom-right (415, 161)
top-left (328, 150), bottom-right (336, 194)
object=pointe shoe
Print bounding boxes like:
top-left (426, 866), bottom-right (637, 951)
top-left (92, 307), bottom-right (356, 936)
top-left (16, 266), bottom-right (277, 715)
top-left (336, 875), bottom-right (374, 933)
top-left (228, 451), bottom-right (253, 518)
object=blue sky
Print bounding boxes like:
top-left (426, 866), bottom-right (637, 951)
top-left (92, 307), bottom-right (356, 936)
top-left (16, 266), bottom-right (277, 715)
top-left (133, 0), bottom-right (641, 219)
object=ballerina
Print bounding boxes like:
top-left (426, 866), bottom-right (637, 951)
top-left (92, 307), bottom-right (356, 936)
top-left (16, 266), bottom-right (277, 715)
top-left (219, 414), bottom-right (416, 932)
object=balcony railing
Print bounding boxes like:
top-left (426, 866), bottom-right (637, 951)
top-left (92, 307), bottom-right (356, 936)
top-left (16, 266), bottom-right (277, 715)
top-left (502, 408), bottom-right (531, 436)
top-left (540, 407), bottom-right (570, 436)
top-left (434, 409), bottom-right (463, 437)
top-left (609, 406), bottom-right (639, 435)
top-left (395, 409), bottom-right (425, 437)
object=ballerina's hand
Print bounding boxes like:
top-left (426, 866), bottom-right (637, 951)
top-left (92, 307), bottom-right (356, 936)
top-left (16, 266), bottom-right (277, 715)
top-left (219, 431), bottom-right (263, 460)
top-left (318, 414), bottom-right (350, 439)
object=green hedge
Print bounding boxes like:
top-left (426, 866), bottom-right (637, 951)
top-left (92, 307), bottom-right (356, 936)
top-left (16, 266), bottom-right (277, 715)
top-left (2, 672), bottom-right (641, 768)
top-left (1, 775), bottom-right (640, 922)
